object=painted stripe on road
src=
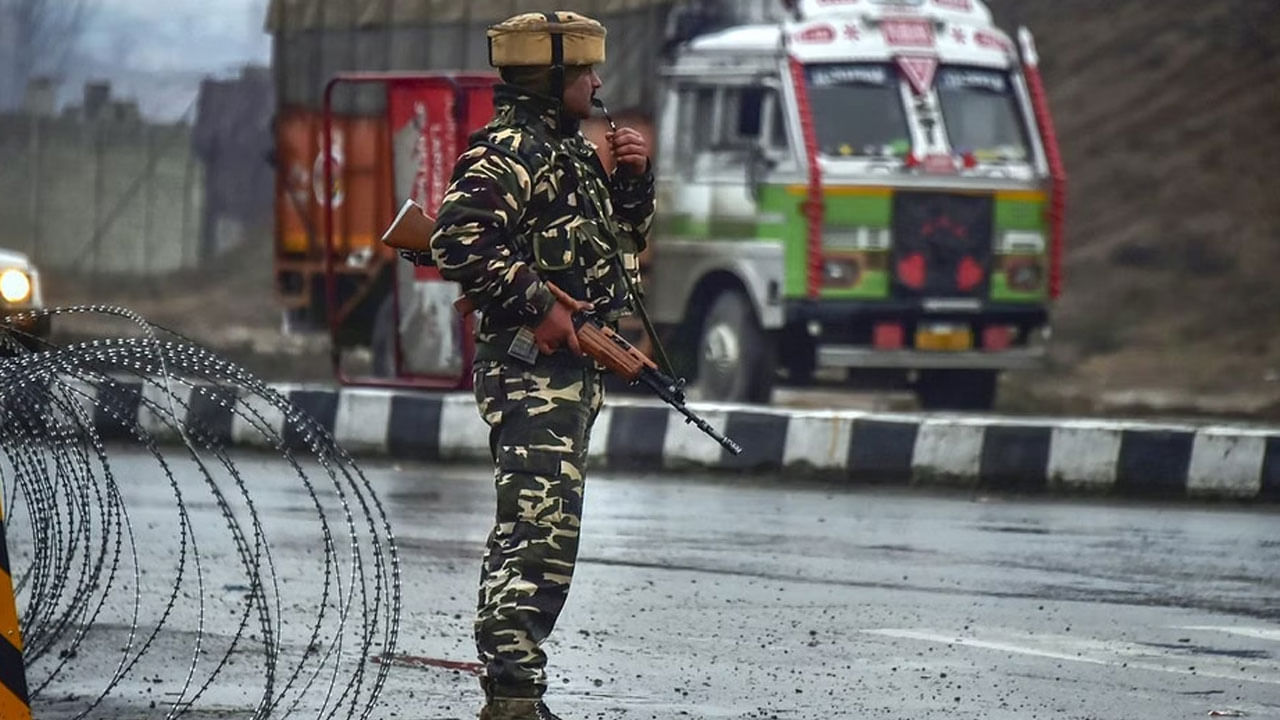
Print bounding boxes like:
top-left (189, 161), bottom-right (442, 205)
top-left (333, 388), bottom-right (393, 454)
top-left (913, 420), bottom-right (984, 484)
top-left (231, 384), bottom-right (293, 448)
top-left (980, 425), bottom-right (1050, 491)
top-left (1187, 430), bottom-right (1267, 498)
top-left (848, 418), bottom-right (918, 481)
top-left (437, 394), bottom-right (489, 462)
top-left (184, 385), bottom-right (237, 446)
top-left (864, 628), bottom-right (1280, 686)
top-left (662, 407), bottom-right (728, 470)
top-left (284, 389), bottom-right (339, 453)
top-left (1262, 436), bottom-right (1280, 501)
top-left (587, 405), bottom-right (613, 467)
top-left (784, 412), bottom-right (856, 471)
top-left (53, 378), bottom-right (99, 430)
top-left (1047, 424), bottom-right (1121, 489)
top-left (1176, 626), bottom-right (1280, 643)
top-left (722, 411), bottom-right (788, 470)
top-left (606, 406), bottom-right (668, 471)
top-left (93, 380), bottom-right (143, 440)
top-left (387, 394), bottom-right (443, 461)
top-left (135, 379), bottom-right (191, 443)
top-left (1117, 429), bottom-right (1193, 495)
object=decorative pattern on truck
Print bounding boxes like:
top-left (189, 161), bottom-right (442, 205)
top-left (891, 192), bottom-right (993, 298)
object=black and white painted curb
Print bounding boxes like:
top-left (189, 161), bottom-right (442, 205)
top-left (78, 381), bottom-right (1280, 501)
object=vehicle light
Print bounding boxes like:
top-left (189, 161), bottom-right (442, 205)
top-left (897, 252), bottom-right (925, 289)
top-left (822, 257), bottom-right (861, 288)
top-left (903, 153), bottom-right (921, 169)
top-left (1005, 259), bottom-right (1043, 292)
top-left (961, 151), bottom-right (978, 169)
top-left (956, 256), bottom-right (984, 291)
top-left (0, 269), bottom-right (32, 303)
top-left (873, 322), bottom-right (904, 349)
top-left (982, 325), bottom-right (1014, 351)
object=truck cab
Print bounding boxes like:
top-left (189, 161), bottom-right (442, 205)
top-left (649, 0), bottom-right (1065, 408)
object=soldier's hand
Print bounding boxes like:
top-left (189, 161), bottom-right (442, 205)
top-left (533, 302), bottom-right (583, 356)
top-left (607, 127), bottom-right (649, 176)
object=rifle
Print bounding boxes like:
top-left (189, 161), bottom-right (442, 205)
top-left (380, 200), bottom-right (743, 456)
top-left (454, 283), bottom-right (743, 456)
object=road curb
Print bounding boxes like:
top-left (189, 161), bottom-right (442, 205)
top-left (93, 382), bottom-right (1280, 501)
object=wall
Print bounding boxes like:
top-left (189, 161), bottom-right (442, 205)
top-left (0, 112), bottom-right (204, 275)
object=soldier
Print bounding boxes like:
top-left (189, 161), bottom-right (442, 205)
top-left (427, 10), bottom-right (654, 720)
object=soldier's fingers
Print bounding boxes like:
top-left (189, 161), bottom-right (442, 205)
top-left (613, 148), bottom-right (647, 165)
top-left (613, 137), bottom-right (646, 152)
top-left (611, 130), bottom-right (643, 143)
top-left (566, 330), bottom-right (583, 357)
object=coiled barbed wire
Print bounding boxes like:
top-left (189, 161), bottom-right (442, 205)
top-left (0, 306), bottom-right (401, 719)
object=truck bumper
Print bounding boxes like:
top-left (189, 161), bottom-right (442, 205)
top-left (817, 345), bottom-right (1047, 371)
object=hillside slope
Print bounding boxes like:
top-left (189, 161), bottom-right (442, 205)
top-left (989, 0), bottom-right (1280, 399)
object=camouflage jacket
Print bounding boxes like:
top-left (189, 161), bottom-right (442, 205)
top-left (428, 84), bottom-right (655, 349)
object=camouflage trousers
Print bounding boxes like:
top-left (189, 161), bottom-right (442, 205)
top-left (472, 357), bottom-right (605, 699)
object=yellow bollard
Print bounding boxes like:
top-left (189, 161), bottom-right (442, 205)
top-left (0, 501), bottom-right (31, 720)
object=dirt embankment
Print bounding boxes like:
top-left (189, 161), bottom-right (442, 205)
top-left (989, 0), bottom-right (1280, 413)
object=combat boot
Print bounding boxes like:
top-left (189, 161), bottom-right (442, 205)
top-left (479, 698), bottom-right (563, 720)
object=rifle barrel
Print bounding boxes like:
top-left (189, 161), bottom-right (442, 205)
top-left (639, 373), bottom-right (743, 455)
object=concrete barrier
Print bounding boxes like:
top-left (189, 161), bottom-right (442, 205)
top-left (88, 382), bottom-right (1280, 501)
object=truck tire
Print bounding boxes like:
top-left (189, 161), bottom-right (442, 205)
top-left (371, 295), bottom-right (396, 378)
top-left (916, 369), bottom-right (997, 411)
top-left (696, 290), bottom-right (774, 404)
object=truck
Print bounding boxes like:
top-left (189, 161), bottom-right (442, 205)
top-left (266, 0), bottom-right (1064, 408)
top-left (649, 0), bottom-right (1066, 408)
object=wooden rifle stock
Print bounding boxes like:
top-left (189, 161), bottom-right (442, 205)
top-left (452, 282), bottom-right (656, 382)
top-left (381, 199), bottom-right (436, 253)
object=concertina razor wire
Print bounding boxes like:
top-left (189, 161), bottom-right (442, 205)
top-left (0, 306), bottom-right (401, 719)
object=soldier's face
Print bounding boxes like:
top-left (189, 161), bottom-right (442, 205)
top-left (562, 66), bottom-right (601, 120)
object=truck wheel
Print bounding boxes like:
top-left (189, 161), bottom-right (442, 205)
top-left (697, 291), bottom-right (774, 403)
top-left (371, 295), bottom-right (396, 377)
top-left (916, 369), bottom-right (997, 411)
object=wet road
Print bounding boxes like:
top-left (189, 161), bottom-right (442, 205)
top-left (19, 451), bottom-right (1280, 719)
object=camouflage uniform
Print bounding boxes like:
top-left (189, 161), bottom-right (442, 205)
top-left (429, 78), bottom-right (655, 704)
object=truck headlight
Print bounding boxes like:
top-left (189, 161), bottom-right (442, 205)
top-left (0, 269), bottom-right (32, 303)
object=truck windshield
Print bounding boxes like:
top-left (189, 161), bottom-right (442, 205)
top-left (804, 63), bottom-right (910, 158)
top-left (936, 67), bottom-right (1031, 163)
